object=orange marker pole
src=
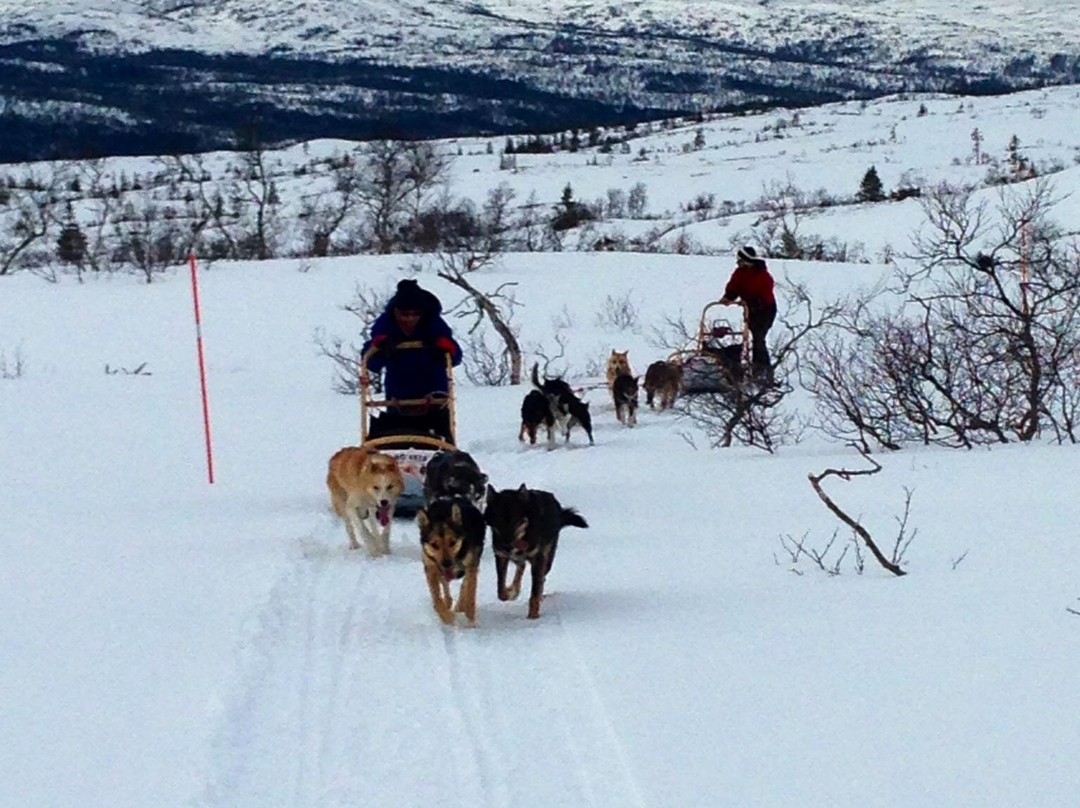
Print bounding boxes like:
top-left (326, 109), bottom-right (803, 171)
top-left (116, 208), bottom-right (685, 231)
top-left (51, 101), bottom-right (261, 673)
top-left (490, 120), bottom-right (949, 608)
top-left (189, 253), bottom-right (215, 484)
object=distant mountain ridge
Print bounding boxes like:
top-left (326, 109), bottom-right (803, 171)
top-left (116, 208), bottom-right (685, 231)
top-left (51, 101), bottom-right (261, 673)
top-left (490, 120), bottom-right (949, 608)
top-left (1, 0), bottom-right (1079, 162)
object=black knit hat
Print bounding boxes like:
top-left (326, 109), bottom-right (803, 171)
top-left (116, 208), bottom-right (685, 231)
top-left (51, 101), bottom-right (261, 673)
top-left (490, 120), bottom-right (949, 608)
top-left (737, 245), bottom-right (765, 266)
top-left (390, 279), bottom-right (441, 315)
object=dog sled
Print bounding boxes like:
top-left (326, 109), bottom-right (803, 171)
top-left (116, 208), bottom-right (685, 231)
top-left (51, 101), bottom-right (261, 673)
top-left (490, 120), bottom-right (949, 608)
top-left (672, 300), bottom-right (751, 394)
top-left (359, 341), bottom-right (458, 514)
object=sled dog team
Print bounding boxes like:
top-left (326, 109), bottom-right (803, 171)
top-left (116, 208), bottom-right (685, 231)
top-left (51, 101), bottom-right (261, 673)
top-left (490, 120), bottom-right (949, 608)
top-left (520, 351), bottom-right (684, 448)
top-left (327, 349), bottom-right (687, 627)
top-left (327, 445), bottom-right (587, 625)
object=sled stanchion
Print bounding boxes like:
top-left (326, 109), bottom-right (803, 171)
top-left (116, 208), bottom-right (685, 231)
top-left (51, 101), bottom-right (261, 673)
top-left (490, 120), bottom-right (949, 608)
top-left (189, 253), bottom-right (215, 484)
top-left (445, 351), bottom-right (457, 446)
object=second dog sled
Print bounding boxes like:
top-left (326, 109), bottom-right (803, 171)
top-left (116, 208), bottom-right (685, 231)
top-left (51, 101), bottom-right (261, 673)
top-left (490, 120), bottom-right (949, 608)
top-left (359, 341), bottom-right (458, 514)
top-left (671, 300), bottom-right (751, 394)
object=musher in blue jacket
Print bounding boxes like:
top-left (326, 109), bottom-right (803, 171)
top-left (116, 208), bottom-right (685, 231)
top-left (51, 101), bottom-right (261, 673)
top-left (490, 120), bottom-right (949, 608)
top-left (361, 279), bottom-right (462, 441)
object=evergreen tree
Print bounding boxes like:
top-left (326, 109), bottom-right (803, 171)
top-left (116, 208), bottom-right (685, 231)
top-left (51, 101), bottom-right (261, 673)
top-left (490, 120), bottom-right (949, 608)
top-left (57, 204), bottom-right (87, 266)
top-left (858, 165), bottom-right (885, 203)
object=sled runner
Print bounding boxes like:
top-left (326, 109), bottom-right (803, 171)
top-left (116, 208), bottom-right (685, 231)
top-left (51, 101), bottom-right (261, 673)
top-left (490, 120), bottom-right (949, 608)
top-left (672, 300), bottom-right (751, 394)
top-left (359, 341), bottom-right (458, 514)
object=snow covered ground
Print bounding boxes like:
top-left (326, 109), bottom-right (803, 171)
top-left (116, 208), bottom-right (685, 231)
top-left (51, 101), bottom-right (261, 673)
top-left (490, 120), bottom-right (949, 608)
top-left (2, 248), bottom-right (1079, 808)
top-left (4, 84), bottom-right (1080, 807)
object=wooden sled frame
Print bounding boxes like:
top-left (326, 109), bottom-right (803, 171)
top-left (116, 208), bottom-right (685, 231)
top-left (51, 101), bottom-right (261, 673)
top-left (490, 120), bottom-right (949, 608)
top-left (668, 299), bottom-right (751, 366)
top-left (668, 300), bottom-right (752, 393)
top-left (359, 341), bottom-right (459, 451)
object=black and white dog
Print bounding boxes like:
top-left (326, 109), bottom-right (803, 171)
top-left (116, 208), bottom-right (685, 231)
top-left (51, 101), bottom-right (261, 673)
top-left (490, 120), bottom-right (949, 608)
top-left (530, 363), bottom-right (594, 447)
top-left (423, 449), bottom-right (488, 510)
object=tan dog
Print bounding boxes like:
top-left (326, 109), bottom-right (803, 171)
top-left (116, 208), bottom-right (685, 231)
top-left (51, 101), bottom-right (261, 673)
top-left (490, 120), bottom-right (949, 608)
top-left (606, 349), bottom-right (633, 390)
top-left (416, 498), bottom-right (485, 626)
top-left (643, 360), bottom-right (683, 410)
top-left (327, 446), bottom-right (405, 556)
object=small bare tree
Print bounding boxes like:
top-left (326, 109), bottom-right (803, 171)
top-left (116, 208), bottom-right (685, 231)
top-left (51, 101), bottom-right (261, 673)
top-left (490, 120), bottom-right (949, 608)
top-left (0, 167), bottom-right (65, 276)
top-left (432, 249), bottom-right (523, 384)
top-left (112, 200), bottom-right (189, 282)
top-left (358, 141), bottom-right (449, 254)
top-left (298, 154), bottom-right (366, 257)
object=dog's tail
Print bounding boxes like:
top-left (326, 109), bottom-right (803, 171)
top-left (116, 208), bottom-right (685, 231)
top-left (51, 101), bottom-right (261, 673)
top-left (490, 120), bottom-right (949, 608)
top-left (530, 361), bottom-right (543, 391)
top-left (560, 508), bottom-right (588, 530)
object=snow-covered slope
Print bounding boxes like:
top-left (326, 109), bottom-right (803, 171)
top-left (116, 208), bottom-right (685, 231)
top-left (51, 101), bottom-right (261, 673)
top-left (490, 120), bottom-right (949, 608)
top-left (1, 0), bottom-right (1079, 162)
top-left (4, 81), bottom-right (1080, 808)
top-left (3, 0), bottom-right (1078, 69)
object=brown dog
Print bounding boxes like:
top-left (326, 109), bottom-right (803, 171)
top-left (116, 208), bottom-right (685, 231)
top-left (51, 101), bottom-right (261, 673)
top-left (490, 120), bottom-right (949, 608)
top-left (605, 349), bottom-right (633, 390)
top-left (416, 498), bottom-right (486, 626)
top-left (326, 446), bottom-right (405, 555)
top-left (643, 360), bottom-right (683, 410)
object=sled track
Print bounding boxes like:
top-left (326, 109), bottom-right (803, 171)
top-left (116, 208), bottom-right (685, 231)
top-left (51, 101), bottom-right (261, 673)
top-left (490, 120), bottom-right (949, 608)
top-left (196, 517), bottom-right (645, 808)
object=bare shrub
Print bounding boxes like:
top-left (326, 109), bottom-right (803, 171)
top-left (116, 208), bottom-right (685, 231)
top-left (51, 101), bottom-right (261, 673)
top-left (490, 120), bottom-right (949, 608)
top-left (776, 530), bottom-right (855, 576)
top-left (316, 283), bottom-right (394, 394)
top-left (806, 180), bottom-right (1080, 449)
top-left (594, 291), bottom-right (641, 332)
top-left (461, 328), bottom-right (511, 386)
top-left (1, 344), bottom-right (27, 379)
top-left (104, 362), bottom-right (152, 376)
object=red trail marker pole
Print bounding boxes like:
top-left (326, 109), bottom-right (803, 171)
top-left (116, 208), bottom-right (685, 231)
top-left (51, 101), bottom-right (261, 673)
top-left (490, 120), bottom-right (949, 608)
top-left (189, 253), bottom-right (215, 484)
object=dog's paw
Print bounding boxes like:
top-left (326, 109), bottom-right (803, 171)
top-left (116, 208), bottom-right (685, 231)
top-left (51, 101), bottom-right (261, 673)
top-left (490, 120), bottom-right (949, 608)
top-left (435, 607), bottom-right (456, 626)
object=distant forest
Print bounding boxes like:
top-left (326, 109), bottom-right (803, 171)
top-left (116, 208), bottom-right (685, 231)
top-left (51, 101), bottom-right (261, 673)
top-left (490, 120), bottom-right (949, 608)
top-left (0, 38), bottom-right (1071, 163)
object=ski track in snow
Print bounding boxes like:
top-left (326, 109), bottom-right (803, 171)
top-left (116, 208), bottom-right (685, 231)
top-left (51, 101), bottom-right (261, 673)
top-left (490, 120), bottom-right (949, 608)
top-left (195, 513), bottom-right (645, 808)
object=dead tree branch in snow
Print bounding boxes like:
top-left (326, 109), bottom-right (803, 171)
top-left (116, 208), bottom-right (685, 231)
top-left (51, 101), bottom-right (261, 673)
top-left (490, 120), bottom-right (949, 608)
top-left (807, 447), bottom-right (909, 577)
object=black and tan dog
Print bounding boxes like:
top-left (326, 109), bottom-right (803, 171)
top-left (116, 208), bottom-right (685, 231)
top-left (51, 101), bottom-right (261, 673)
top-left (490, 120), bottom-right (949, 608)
top-left (416, 498), bottom-right (486, 626)
top-left (612, 372), bottom-right (639, 427)
top-left (519, 389), bottom-right (555, 446)
top-left (423, 449), bottom-right (488, 510)
top-left (485, 484), bottom-right (588, 619)
top-left (530, 362), bottom-right (594, 447)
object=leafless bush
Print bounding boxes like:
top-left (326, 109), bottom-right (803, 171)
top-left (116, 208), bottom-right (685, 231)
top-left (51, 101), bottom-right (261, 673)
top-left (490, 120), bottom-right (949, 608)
top-left (342, 281), bottom-right (394, 332)
top-left (776, 529), bottom-right (855, 576)
top-left (531, 333), bottom-right (569, 379)
top-left (111, 201), bottom-right (192, 282)
top-left (594, 291), bottom-right (641, 332)
top-left (461, 328), bottom-right (511, 386)
top-left (316, 282), bottom-right (394, 394)
top-left (551, 305), bottom-right (575, 331)
top-left (0, 166), bottom-right (66, 276)
top-left (315, 330), bottom-right (372, 395)
top-left (104, 362), bottom-right (152, 376)
top-left (806, 181), bottom-right (1080, 449)
top-left (1, 344), bottom-right (27, 379)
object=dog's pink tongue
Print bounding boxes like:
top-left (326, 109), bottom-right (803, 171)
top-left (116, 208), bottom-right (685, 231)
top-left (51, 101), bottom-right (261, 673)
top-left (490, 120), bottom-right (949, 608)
top-left (513, 539), bottom-right (529, 552)
top-left (377, 503), bottom-right (391, 526)
top-left (442, 568), bottom-right (456, 581)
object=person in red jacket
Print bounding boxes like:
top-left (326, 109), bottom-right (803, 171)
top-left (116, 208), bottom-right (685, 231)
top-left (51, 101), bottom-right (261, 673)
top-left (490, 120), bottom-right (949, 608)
top-left (719, 245), bottom-right (777, 382)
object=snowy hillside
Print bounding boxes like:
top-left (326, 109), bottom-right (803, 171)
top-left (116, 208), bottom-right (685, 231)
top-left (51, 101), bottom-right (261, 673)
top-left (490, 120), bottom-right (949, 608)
top-left (3, 86), bottom-right (1080, 807)
top-left (2, 0), bottom-right (1080, 160)
top-left (4, 0), bottom-right (1079, 66)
